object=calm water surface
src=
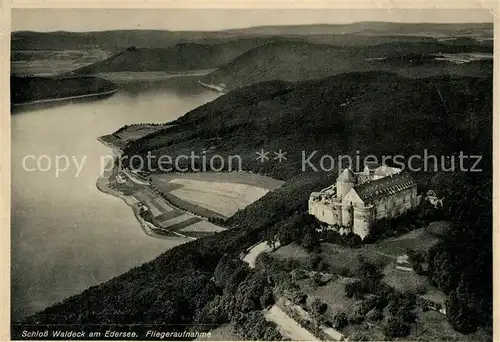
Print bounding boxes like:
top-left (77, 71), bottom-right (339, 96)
top-left (11, 78), bottom-right (218, 320)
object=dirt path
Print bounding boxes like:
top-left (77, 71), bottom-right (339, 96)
top-left (265, 305), bottom-right (319, 341)
top-left (242, 241), bottom-right (280, 268)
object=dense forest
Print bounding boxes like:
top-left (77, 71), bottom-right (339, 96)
top-left (201, 40), bottom-right (492, 89)
top-left (66, 39), bottom-right (279, 75)
top-left (124, 71), bottom-right (491, 180)
top-left (10, 76), bottom-right (117, 105)
top-left (16, 70), bottom-right (492, 339)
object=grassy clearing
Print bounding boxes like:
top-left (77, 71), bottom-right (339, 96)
top-left (169, 179), bottom-right (268, 217)
top-left (274, 242), bottom-right (392, 275)
top-left (150, 172), bottom-right (284, 218)
top-left (151, 172), bottom-right (284, 190)
top-left (381, 264), bottom-right (429, 294)
top-left (321, 243), bottom-right (392, 274)
top-left (370, 228), bottom-right (439, 256)
top-left (301, 276), bottom-right (358, 316)
top-left (414, 309), bottom-right (490, 341)
top-left (178, 220), bottom-right (226, 233)
top-left (273, 242), bottom-right (310, 261)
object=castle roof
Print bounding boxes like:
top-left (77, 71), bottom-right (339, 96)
top-left (353, 172), bottom-right (416, 202)
top-left (373, 165), bottom-right (401, 177)
top-left (364, 162), bottom-right (380, 170)
top-left (337, 168), bottom-right (356, 182)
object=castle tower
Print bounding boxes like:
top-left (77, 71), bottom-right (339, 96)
top-left (336, 168), bottom-right (356, 199)
top-left (341, 204), bottom-right (353, 227)
top-left (353, 205), bottom-right (374, 239)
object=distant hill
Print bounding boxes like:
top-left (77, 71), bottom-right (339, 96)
top-left (65, 39), bottom-right (281, 74)
top-left (222, 21), bottom-right (493, 38)
top-left (11, 22), bottom-right (492, 50)
top-left (11, 30), bottom-right (207, 50)
top-left (201, 40), bottom-right (492, 89)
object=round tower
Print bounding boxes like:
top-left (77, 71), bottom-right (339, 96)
top-left (353, 205), bottom-right (374, 240)
top-left (336, 168), bottom-right (356, 199)
top-left (341, 204), bottom-right (353, 227)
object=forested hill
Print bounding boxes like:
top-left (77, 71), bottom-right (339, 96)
top-left (66, 38), bottom-right (278, 75)
top-left (126, 71), bottom-right (491, 180)
top-left (201, 40), bottom-right (493, 89)
top-left (10, 76), bottom-right (117, 105)
top-left (12, 22), bottom-right (492, 50)
top-left (18, 72), bottom-right (492, 338)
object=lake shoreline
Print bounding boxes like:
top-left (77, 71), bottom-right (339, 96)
top-left (11, 79), bottom-right (221, 322)
top-left (94, 129), bottom-right (284, 239)
top-left (12, 88), bottom-right (119, 107)
top-left (95, 143), bottom-right (197, 241)
top-left (198, 80), bottom-right (227, 94)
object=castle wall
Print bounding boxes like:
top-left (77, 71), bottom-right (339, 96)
top-left (353, 206), bottom-right (374, 239)
top-left (309, 200), bottom-right (342, 226)
top-left (309, 171), bottom-right (418, 240)
top-left (373, 186), bottom-right (417, 220)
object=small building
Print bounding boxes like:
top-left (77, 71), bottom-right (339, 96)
top-left (309, 164), bottom-right (420, 239)
top-left (396, 254), bottom-right (414, 272)
top-left (424, 190), bottom-right (444, 208)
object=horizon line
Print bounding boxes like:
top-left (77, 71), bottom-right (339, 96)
top-left (12, 20), bottom-right (494, 34)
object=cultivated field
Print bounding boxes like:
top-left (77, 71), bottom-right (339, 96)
top-left (11, 50), bottom-right (113, 76)
top-left (105, 166), bottom-right (227, 238)
top-left (151, 172), bottom-right (284, 218)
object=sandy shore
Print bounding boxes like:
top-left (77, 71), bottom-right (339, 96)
top-left (12, 88), bottom-right (118, 107)
top-left (97, 69), bottom-right (216, 82)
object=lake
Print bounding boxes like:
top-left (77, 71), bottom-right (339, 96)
top-left (11, 77), bottom-right (219, 320)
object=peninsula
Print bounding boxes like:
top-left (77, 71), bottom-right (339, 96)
top-left (11, 76), bottom-right (118, 108)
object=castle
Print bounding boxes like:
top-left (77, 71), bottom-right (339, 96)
top-left (308, 164), bottom-right (420, 239)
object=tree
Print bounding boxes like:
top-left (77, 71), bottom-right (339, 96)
top-left (383, 317), bottom-right (412, 338)
top-left (193, 294), bottom-right (231, 328)
top-left (446, 290), bottom-right (478, 333)
top-left (345, 280), bottom-right (363, 299)
top-left (307, 253), bottom-right (326, 271)
top-left (259, 286), bottom-right (275, 309)
top-left (301, 232), bottom-right (318, 251)
top-left (213, 255), bottom-right (250, 292)
top-left (230, 311), bottom-right (281, 341)
top-left (312, 272), bottom-right (324, 286)
top-left (310, 298), bottom-right (328, 315)
top-left (233, 271), bottom-right (271, 313)
top-left (366, 308), bottom-right (383, 322)
top-left (332, 312), bottom-right (348, 329)
top-left (387, 292), bottom-right (416, 316)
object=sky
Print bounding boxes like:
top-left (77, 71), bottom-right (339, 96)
top-left (12, 8), bottom-right (493, 32)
